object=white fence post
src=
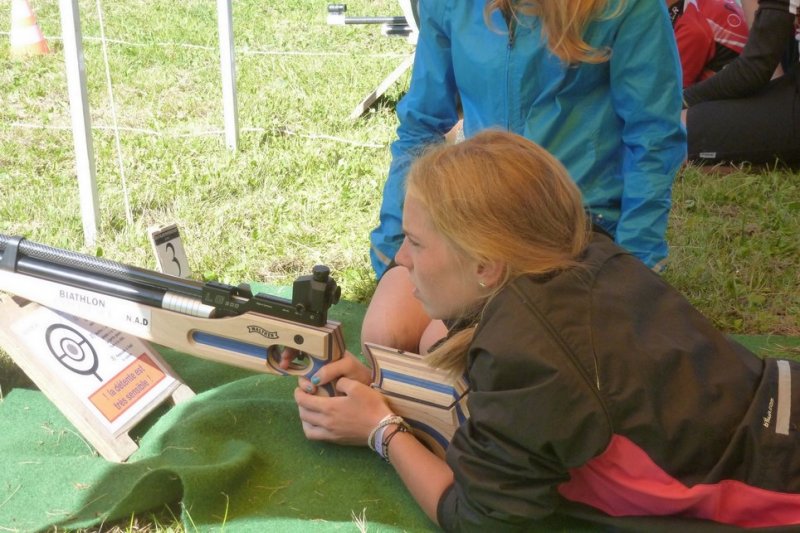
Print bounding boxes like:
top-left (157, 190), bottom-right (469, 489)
top-left (59, 0), bottom-right (99, 246)
top-left (217, 0), bottom-right (239, 151)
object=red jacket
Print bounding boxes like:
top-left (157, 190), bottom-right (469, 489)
top-left (673, 0), bottom-right (749, 87)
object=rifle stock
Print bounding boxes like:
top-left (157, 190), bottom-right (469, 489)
top-left (0, 234), bottom-right (344, 394)
top-left (364, 343), bottom-right (469, 459)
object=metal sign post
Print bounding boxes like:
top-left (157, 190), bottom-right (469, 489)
top-left (58, 0), bottom-right (99, 246)
top-left (217, 0), bottom-right (239, 151)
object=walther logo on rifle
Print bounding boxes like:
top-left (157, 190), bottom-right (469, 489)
top-left (247, 325), bottom-right (279, 339)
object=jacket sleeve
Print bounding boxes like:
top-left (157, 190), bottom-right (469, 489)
top-left (436, 292), bottom-right (612, 531)
top-left (607, 0), bottom-right (686, 270)
top-left (683, 3), bottom-right (797, 106)
top-left (369, 0), bottom-right (461, 277)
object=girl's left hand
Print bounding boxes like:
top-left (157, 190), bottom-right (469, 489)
top-left (294, 377), bottom-right (393, 446)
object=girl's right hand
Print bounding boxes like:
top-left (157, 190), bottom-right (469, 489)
top-left (298, 350), bottom-right (372, 395)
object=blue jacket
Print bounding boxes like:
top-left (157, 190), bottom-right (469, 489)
top-left (370, 0), bottom-right (686, 277)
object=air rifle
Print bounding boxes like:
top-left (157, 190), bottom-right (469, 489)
top-left (0, 234), bottom-right (468, 457)
top-left (0, 234), bottom-right (344, 392)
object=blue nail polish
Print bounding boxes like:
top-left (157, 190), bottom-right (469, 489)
top-left (305, 384), bottom-right (314, 393)
top-left (311, 376), bottom-right (320, 385)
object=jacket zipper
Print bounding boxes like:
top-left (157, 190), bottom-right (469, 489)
top-left (506, 17), bottom-right (515, 130)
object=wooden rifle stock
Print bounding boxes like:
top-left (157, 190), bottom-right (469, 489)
top-left (364, 343), bottom-right (469, 459)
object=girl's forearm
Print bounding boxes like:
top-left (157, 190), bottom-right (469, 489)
top-left (384, 430), bottom-right (454, 524)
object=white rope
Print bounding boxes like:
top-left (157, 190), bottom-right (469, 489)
top-left (10, 122), bottom-right (387, 149)
top-left (3, 10), bottom-right (401, 155)
top-left (0, 31), bottom-right (410, 58)
top-left (238, 47), bottom-right (407, 58)
top-left (243, 127), bottom-right (385, 148)
top-left (93, 0), bottom-right (133, 225)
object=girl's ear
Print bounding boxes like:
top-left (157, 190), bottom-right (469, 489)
top-left (476, 259), bottom-right (505, 289)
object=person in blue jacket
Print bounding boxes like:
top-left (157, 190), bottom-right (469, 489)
top-left (364, 0), bottom-right (687, 354)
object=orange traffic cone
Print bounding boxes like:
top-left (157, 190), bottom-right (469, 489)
top-left (10, 0), bottom-right (50, 57)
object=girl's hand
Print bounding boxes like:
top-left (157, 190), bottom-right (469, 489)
top-left (297, 350), bottom-right (372, 394)
top-left (294, 377), bottom-right (393, 446)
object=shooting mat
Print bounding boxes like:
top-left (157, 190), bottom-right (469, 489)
top-left (0, 288), bottom-right (798, 532)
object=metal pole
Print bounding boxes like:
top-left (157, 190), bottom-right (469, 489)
top-left (217, 0), bottom-right (239, 151)
top-left (59, 0), bottom-right (99, 246)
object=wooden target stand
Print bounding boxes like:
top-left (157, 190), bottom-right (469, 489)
top-left (0, 225), bottom-right (195, 462)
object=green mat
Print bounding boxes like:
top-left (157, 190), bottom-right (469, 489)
top-left (1, 290), bottom-right (799, 532)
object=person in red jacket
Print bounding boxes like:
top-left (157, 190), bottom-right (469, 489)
top-left (683, 0), bottom-right (800, 166)
top-left (668, 0), bottom-right (750, 87)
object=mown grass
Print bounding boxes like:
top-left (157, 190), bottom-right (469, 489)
top-left (0, 0), bottom-right (799, 530)
top-left (666, 165), bottom-right (799, 335)
top-left (2, 0), bottom-right (798, 337)
top-left (1, 0), bottom-right (412, 303)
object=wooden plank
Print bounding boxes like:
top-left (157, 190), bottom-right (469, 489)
top-left (349, 52), bottom-right (415, 120)
top-left (0, 295), bottom-right (194, 462)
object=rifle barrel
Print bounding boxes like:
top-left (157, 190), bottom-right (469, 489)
top-left (0, 234), bottom-right (339, 326)
top-left (0, 233), bottom-right (204, 300)
top-left (16, 255), bottom-right (170, 308)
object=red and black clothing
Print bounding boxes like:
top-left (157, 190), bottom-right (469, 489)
top-left (684, 0), bottom-right (800, 167)
top-left (437, 233), bottom-right (800, 531)
top-left (671, 0), bottom-right (749, 87)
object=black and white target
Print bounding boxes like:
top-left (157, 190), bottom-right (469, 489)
top-left (45, 323), bottom-right (102, 382)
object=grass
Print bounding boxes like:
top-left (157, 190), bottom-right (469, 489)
top-left (2, 0), bottom-right (411, 303)
top-left (665, 166), bottom-right (800, 335)
top-left (0, 0), bottom-right (799, 530)
top-left (1, 0), bottom-right (798, 337)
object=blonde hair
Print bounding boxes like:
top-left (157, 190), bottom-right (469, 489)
top-left (484, 0), bottom-right (624, 64)
top-left (407, 130), bottom-right (590, 374)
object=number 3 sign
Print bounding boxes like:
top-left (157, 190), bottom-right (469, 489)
top-left (148, 223), bottom-right (191, 279)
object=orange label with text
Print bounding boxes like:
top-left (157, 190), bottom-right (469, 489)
top-left (89, 353), bottom-right (166, 423)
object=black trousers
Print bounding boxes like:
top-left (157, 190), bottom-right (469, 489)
top-left (686, 64), bottom-right (800, 168)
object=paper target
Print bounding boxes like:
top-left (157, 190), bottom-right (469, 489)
top-left (45, 323), bottom-right (101, 381)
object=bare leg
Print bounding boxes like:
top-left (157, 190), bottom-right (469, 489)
top-left (361, 266), bottom-right (431, 354)
top-left (419, 319), bottom-right (448, 354)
